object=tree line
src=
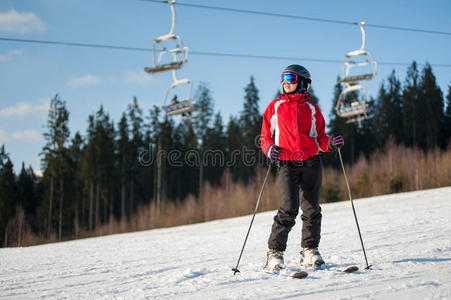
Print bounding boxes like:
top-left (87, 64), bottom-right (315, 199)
top-left (1, 61), bottom-right (450, 247)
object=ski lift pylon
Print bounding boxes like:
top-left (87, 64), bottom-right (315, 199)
top-left (144, 0), bottom-right (188, 74)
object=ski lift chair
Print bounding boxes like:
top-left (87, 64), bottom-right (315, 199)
top-left (338, 22), bottom-right (377, 84)
top-left (162, 74), bottom-right (196, 118)
top-left (144, 0), bottom-right (188, 74)
top-left (335, 84), bottom-right (369, 127)
top-left (144, 39), bottom-right (188, 74)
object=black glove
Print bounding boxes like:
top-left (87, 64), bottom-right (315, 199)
top-left (267, 145), bottom-right (283, 161)
top-left (328, 133), bottom-right (344, 151)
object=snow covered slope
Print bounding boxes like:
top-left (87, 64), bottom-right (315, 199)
top-left (1, 187), bottom-right (451, 299)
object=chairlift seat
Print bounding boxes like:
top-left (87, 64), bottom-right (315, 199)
top-left (144, 62), bottom-right (184, 74)
top-left (155, 33), bottom-right (177, 43)
top-left (346, 49), bottom-right (367, 57)
top-left (163, 100), bottom-right (194, 116)
top-left (337, 103), bottom-right (368, 118)
top-left (338, 74), bottom-right (374, 84)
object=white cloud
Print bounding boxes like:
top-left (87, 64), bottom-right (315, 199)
top-left (0, 9), bottom-right (46, 34)
top-left (0, 129), bottom-right (43, 144)
top-left (12, 129), bottom-right (43, 143)
top-left (68, 75), bottom-right (104, 88)
top-left (0, 49), bottom-right (24, 62)
top-left (0, 129), bottom-right (7, 143)
top-left (124, 70), bottom-right (153, 84)
top-left (0, 99), bottom-right (50, 118)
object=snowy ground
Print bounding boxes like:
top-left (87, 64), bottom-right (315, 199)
top-left (1, 187), bottom-right (451, 299)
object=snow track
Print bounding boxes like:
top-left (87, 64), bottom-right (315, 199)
top-left (1, 187), bottom-right (451, 299)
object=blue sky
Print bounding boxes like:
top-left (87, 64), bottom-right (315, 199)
top-left (1, 0), bottom-right (450, 174)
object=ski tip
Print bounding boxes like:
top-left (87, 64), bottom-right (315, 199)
top-left (292, 271), bottom-right (308, 279)
top-left (343, 266), bottom-right (359, 273)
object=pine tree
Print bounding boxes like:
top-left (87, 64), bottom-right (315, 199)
top-left (177, 121), bottom-right (199, 199)
top-left (309, 86), bottom-right (320, 106)
top-left (155, 115), bottom-right (176, 208)
top-left (146, 105), bottom-right (162, 145)
top-left (17, 163), bottom-right (37, 218)
top-left (193, 83), bottom-right (214, 142)
top-left (402, 61), bottom-right (420, 147)
top-left (241, 76), bottom-right (261, 147)
top-left (127, 97), bottom-right (144, 217)
top-left (203, 112), bottom-right (226, 185)
top-left (146, 106), bottom-right (161, 205)
top-left (80, 115), bottom-right (97, 231)
top-left (0, 145), bottom-right (17, 247)
top-left (41, 94), bottom-right (70, 240)
top-left (240, 76), bottom-right (262, 182)
top-left (440, 84), bottom-right (451, 148)
top-left (193, 83), bottom-right (214, 197)
top-left (68, 132), bottom-right (84, 235)
top-left (417, 63), bottom-right (444, 150)
top-left (373, 70), bottom-right (403, 144)
top-left (225, 116), bottom-right (243, 182)
top-left (93, 106), bottom-right (116, 225)
top-left (117, 113), bottom-right (130, 219)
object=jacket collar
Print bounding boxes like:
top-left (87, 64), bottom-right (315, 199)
top-left (280, 93), bottom-right (310, 102)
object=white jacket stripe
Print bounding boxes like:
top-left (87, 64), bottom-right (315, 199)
top-left (271, 100), bottom-right (286, 146)
top-left (306, 102), bottom-right (317, 138)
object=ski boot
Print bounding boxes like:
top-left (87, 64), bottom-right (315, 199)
top-left (300, 247), bottom-right (325, 270)
top-left (264, 249), bottom-right (285, 272)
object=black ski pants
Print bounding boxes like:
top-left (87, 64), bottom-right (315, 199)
top-left (268, 155), bottom-right (323, 251)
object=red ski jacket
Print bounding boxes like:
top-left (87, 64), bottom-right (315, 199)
top-left (260, 93), bottom-right (331, 161)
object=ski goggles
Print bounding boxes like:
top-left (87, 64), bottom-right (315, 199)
top-left (280, 72), bottom-right (298, 84)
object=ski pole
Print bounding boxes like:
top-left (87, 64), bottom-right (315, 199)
top-left (232, 163), bottom-right (272, 275)
top-left (337, 148), bottom-right (372, 270)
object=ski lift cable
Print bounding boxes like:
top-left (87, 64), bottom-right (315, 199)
top-left (1, 37), bottom-right (450, 68)
top-left (140, 0), bottom-right (451, 36)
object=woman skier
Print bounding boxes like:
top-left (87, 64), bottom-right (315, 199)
top-left (260, 64), bottom-right (344, 271)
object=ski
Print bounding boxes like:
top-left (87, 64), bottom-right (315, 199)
top-left (294, 264), bottom-right (360, 273)
top-left (257, 263), bottom-right (359, 280)
top-left (343, 265), bottom-right (359, 273)
top-left (264, 269), bottom-right (308, 279)
top-left (261, 264), bottom-right (358, 279)
top-left (262, 264), bottom-right (308, 279)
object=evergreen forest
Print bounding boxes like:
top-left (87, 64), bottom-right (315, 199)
top-left (1, 61), bottom-right (451, 247)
